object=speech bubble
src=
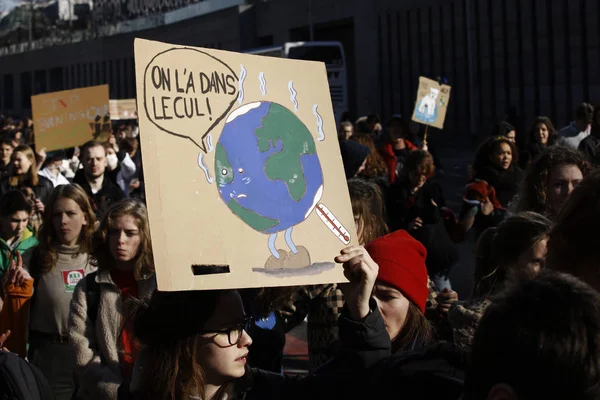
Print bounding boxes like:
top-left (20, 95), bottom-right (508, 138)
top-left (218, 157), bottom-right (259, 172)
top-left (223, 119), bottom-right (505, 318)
top-left (143, 47), bottom-right (239, 153)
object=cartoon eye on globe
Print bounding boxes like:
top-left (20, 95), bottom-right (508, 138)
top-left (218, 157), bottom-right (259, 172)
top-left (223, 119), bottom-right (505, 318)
top-left (212, 101), bottom-right (350, 270)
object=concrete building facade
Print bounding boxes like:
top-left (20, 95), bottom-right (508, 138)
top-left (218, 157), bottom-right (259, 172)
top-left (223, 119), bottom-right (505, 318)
top-left (1, 0), bottom-right (600, 142)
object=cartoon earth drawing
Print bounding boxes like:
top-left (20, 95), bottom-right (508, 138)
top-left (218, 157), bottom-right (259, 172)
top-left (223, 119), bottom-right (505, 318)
top-left (215, 101), bottom-right (327, 270)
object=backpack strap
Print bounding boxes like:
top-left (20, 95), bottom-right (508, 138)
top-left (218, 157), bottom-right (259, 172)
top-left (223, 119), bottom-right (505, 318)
top-left (85, 272), bottom-right (100, 324)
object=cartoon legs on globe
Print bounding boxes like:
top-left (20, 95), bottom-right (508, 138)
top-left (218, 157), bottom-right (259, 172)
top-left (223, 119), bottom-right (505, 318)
top-left (268, 233), bottom-right (280, 259)
top-left (284, 227), bottom-right (298, 254)
top-left (267, 227), bottom-right (299, 259)
top-left (265, 227), bottom-right (310, 269)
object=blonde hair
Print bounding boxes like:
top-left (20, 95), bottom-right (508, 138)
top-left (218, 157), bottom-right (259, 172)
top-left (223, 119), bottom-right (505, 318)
top-left (9, 145), bottom-right (38, 187)
top-left (93, 199), bottom-right (154, 280)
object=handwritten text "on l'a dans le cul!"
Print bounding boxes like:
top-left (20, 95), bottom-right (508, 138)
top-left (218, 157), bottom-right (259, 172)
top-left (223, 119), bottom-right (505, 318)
top-left (150, 66), bottom-right (236, 121)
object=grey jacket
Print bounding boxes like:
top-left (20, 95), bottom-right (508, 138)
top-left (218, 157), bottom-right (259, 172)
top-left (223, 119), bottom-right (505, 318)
top-left (68, 268), bottom-right (156, 400)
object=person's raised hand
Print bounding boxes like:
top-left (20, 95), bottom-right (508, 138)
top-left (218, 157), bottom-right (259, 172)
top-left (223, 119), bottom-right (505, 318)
top-left (335, 246), bottom-right (378, 320)
top-left (0, 330), bottom-right (11, 351)
top-left (5, 252), bottom-right (31, 287)
top-left (408, 217), bottom-right (423, 231)
top-left (34, 198), bottom-right (45, 214)
top-left (37, 147), bottom-right (46, 158)
top-left (480, 197), bottom-right (494, 215)
top-left (437, 288), bottom-right (458, 314)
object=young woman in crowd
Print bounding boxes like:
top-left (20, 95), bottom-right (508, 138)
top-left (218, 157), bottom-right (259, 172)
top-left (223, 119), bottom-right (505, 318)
top-left (449, 211), bottom-right (551, 350)
top-left (521, 116), bottom-right (558, 167)
top-left (0, 144), bottom-right (53, 208)
top-left (361, 229), bottom-right (436, 354)
top-left (129, 239), bottom-right (392, 400)
top-left (130, 226), bottom-right (436, 399)
top-left (460, 136), bottom-right (522, 236)
top-left (297, 178), bottom-right (455, 370)
top-left (387, 150), bottom-right (459, 290)
top-left (296, 178), bottom-right (389, 372)
top-left (28, 184), bottom-right (97, 400)
top-left (69, 199), bottom-right (156, 399)
top-left (517, 146), bottom-right (591, 219)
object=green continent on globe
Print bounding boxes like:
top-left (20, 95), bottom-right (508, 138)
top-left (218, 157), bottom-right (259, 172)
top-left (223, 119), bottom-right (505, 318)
top-left (227, 198), bottom-right (279, 232)
top-left (255, 103), bottom-right (317, 202)
top-left (215, 143), bottom-right (233, 187)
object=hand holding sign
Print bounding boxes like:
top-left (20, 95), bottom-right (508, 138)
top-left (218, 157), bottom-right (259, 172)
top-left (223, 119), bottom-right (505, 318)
top-left (143, 48), bottom-right (239, 153)
top-left (336, 246), bottom-right (378, 321)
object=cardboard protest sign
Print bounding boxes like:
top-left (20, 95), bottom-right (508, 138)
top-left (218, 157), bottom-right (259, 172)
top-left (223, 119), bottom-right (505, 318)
top-left (411, 77), bottom-right (451, 129)
top-left (31, 85), bottom-right (110, 152)
top-left (109, 99), bottom-right (138, 120)
top-left (134, 38), bottom-right (357, 291)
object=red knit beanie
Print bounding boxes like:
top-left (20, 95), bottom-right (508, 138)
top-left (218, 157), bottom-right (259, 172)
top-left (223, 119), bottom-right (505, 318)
top-left (365, 230), bottom-right (429, 313)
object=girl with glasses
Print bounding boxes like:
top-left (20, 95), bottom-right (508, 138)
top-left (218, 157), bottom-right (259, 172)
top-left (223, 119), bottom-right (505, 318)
top-left (130, 248), bottom-right (388, 400)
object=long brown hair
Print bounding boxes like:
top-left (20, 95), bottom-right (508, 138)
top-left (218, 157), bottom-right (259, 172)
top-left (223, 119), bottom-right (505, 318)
top-left (93, 199), bottom-right (154, 280)
top-left (350, 134), bottom-right (389, 179)
top-left (405, 149), bottom-right (436, 178)
top-left (392, 302), bottom-right (435, 353)
top-left (517, 146), bottom-right (591, 218)
top-left (347, 178), bottom-right (388, 245)
top-left (35, 184), bottom-right (97, 275)
top-left (472, 212), bottom-right (552, 299)
top-left (134, 290), bottom-right (236, 400)
top-left (529, 116), bottom-right (558, 146)
top-left (9, 145), bottom-right (38, 187)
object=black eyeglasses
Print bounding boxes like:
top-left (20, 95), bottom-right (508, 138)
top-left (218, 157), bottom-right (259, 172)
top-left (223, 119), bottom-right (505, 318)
top-left (203, 316), bottom-right (253, 346)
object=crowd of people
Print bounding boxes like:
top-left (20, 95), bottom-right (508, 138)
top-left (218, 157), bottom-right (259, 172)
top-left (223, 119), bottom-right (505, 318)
top-left (0, 100), bottom-right (599, 399)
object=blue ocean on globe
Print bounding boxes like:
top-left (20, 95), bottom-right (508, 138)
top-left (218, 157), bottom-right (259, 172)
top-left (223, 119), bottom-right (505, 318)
top-left (215, 101), bottom-right (324, 234)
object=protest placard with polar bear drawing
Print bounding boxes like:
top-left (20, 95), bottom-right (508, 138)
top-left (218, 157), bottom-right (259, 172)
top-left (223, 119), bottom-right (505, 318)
top-left (411, 77), bottom-right (451, 129)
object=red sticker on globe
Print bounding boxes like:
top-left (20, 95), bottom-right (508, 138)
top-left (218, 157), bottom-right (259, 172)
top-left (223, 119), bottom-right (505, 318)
top-left (62, 269), bottom-right (85, 293)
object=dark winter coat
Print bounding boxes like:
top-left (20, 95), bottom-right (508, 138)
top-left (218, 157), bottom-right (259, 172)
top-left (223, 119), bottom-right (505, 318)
top-left (387, 180), bottom-right (460, 275)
